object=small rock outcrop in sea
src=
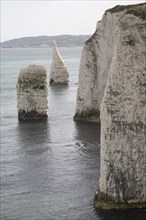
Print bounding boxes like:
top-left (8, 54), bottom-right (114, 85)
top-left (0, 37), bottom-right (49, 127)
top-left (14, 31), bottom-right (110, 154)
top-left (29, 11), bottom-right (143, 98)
top-left (17, 64), bottom-right (48, 121)
top-left (74, 3), bottom-right (146, 123)
top-left (92, 4), bottom-right (146, 209)
top-left (50, 41), bottom-right (69, 85)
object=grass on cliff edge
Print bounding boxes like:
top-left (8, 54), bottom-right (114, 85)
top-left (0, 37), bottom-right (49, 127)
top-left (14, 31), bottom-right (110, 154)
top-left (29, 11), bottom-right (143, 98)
top-left (106, 3), bottom-right (146, 20)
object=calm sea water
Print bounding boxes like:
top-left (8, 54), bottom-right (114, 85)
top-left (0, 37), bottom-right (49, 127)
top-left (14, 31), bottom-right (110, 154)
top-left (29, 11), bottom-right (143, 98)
top-left (1, 48), bottom-right (145, 220)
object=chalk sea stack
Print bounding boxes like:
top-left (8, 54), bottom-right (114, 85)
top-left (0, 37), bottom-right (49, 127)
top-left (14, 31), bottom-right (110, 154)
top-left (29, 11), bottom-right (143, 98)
top-left (17, 64), bottom-right (48, 121)
top-left (88, 3), bottom-right (145, 209)
top-left (50, 41), bottom-right (69, 85)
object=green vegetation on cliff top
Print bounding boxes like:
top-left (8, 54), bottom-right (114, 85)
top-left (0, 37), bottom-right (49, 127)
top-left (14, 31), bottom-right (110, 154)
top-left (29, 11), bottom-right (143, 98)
top-left (106, 3), bottom-right (146, 20)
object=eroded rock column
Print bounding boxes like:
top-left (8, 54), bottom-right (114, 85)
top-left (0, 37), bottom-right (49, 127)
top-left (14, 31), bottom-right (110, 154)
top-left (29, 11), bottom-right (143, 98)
top-left (17, 64), bottom-right (48, 120)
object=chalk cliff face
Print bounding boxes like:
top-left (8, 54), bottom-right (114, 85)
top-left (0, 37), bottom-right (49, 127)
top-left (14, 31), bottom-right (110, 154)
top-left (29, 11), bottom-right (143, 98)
top-left (74, 11), bottom-right (121, 122)
top-left (50, 41), bottom-right (69, 85)
top-left (92, 4), bottom-right (146, 208)
top-left (17, 65), bottom-right (48, 120)
top-left (74, 3), bottom-right (146, 123)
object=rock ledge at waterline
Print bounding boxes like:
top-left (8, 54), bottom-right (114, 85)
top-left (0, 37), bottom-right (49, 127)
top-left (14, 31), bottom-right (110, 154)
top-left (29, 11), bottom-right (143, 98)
top-left (17, 64), bottom-right (48, 120)
top-left (50, 41), bottom-right (69, 85)
top-left (74, 3), bottom-right (146, 123)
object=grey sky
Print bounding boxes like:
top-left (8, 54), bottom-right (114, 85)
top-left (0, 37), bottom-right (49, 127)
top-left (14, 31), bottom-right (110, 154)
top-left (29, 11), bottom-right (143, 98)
top-left (1, 0), bottom-right (144, 42)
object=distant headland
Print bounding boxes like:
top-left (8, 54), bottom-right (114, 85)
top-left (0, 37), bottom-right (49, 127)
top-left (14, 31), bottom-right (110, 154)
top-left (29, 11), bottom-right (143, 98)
top-left (0, 35), bottom-right (90, 48)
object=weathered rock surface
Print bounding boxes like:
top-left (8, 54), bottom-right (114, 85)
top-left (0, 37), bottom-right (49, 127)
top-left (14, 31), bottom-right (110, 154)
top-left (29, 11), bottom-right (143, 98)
top-left (74, 3), bottom-right (146, 123)
top-left (74, 12), bottom-right (119, 122)
top-left (17, 64), bottom-right (48, 120)
top-left (50, 41), bottom-right (69, 85)
top-left (93, 4), bottom-right (146, 208)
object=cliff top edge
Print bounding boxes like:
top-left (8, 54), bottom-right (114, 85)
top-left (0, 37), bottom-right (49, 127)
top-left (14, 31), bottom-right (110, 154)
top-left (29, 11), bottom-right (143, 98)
top-left (105, 3), bottom-right (146, 20)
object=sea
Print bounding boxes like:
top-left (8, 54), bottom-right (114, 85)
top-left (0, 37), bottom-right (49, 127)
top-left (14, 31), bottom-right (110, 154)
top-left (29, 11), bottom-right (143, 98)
top-left (1, 47), bottom-right (146, 220)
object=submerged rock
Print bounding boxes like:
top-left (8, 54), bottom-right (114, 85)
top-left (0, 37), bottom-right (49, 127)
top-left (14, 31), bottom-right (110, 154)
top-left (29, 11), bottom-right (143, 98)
top-left (50, 41), bottom-right (69, 85)
top-left (17, 64), bottom-right (48, 120)
top-left (93, 3), bottom-right (146, 209)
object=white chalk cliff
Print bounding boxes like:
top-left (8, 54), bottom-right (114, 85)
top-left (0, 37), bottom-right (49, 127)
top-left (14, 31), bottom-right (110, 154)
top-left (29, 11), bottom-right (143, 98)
top-left (17, 64), bottom-right (48, 120)
top-left (74, 11), bottom-right (118, 122)
top-left (50, 41), bottom-right (69, 85)
top-left (75, 3), bottom-right (146, 208)
top-left (74, 3), bottom-right (146, 123)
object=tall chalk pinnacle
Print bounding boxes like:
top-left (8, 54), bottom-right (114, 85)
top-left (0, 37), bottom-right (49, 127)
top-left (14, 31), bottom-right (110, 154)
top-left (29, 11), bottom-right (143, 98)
top-left (50, 41), bottom-right (69, 85)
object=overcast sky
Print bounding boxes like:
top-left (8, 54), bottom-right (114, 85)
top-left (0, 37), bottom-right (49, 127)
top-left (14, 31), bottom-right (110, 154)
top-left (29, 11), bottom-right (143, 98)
top-left (1, 0), bottom-right (145, 42)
